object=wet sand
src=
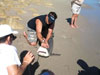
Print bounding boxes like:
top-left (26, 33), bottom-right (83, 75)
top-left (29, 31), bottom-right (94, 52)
top-left (0, 0), bottom-right (100, 75)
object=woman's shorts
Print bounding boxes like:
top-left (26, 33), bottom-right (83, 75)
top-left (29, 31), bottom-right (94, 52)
top-left (71, 3), bottom-right (81, 14)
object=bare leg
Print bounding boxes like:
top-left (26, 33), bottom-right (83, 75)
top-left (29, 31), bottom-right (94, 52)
top-left (71, 14), bottom-right (76, 28)
top-left (74, 14), bottom-right (78, 28)
top-left (23, 31), bottom-right (37, 46)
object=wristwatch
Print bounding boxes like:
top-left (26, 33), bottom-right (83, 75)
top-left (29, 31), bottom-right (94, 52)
top-left (42, 39), bottom-right (45, 43)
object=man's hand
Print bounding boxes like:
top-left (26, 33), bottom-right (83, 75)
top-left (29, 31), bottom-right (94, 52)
top-left (7, 51), bottom-right (35, 75)
top-left (41, 42), bottom-right (49, 48)
top-left (23, 51), bottom-right (35, 65)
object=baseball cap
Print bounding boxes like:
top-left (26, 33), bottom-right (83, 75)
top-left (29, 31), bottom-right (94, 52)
top-left (48, 14), bottom-right (55, 23)
top-left (0, 24), bottom-right (18, 37)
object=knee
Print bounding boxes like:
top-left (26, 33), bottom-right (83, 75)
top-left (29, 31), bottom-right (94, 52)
top-left (30, 42), bottom-right (37, 46)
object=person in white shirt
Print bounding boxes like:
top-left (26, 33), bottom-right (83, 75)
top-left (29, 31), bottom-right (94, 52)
top-left (0, 24), bottom-right (35, 75)
top-left (71, 0), bottom-right (84, 28)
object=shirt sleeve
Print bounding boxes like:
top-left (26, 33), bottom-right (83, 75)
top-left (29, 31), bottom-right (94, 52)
top-left (4, 46), bottom-right (21, 67)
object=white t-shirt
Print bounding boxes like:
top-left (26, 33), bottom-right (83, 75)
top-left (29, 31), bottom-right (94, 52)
top-left (0, 44), bottom-right (21, 75)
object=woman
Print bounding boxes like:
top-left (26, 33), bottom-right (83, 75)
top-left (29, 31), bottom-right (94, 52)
top-left (71, 0), bottom-right (84, 28)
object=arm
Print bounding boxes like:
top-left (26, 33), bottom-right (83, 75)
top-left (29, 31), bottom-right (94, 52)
top-left (45, 28), bottom-right (53, 43)
top-left (7, 63), bottom-right (27, 75)
top-left (45, 23), bottom-right (54, 42)
top-left (7, 51), bottom-right (35, 75)
top-left (44, 23), bottom-right (54, 48)
top-left (75, 0), bottom-right (84, 4)
top-left (36, 19), bottom-right (45, 43)
top-left (42, 28), bottom-right (53, 48)
top-left (36, 19), bottom-right (49, 48)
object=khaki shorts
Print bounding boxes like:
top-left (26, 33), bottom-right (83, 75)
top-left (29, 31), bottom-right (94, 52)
top-left (27, 27), bottom-right (37, 43)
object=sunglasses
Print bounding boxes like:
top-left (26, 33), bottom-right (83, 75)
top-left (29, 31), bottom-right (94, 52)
top-left (10, 34), bottom-right (17, 40)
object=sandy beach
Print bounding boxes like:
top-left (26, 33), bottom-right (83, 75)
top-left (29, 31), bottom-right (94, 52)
top-left (0, 0), bottom-right (100, 75)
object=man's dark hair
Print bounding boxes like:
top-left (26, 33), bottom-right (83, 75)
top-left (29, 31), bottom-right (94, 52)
top-left (20, 50), bottom-right (28, 63)
top-left (0, 34), bottom-right (16, 43)
top-left (0, 35), bottom-right (9, 43)
top-left (48, 12), bottom-right (57, 19)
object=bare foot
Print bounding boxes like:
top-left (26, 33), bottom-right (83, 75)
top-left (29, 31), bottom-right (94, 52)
top-left (71, 24), bottom-right (76, 28)
top-left (74, 25), bottom-right (79, 28)
top-left (23, 31), bottom-right (28, 39)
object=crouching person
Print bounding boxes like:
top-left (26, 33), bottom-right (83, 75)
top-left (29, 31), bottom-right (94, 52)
top-left (0, 24), bottom-right (35, 75)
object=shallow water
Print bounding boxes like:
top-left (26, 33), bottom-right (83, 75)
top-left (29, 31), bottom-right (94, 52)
top-left (80, 0), bottom-right (100, 34)
top-left (77, 0), bottom-right (100, 53)
top-left (81, 0), bottom-right (100, 22)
